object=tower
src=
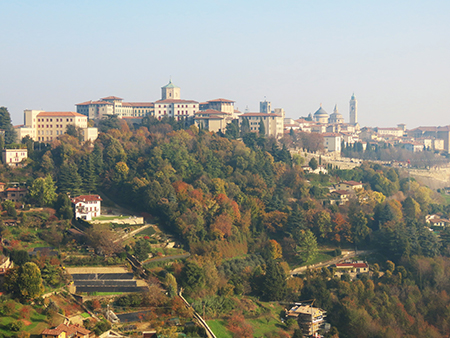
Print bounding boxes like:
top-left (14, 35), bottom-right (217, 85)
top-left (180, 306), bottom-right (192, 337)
top-left (349, 93), bottom-right (357, 125)
top-left (161, 80), bottom-right (180, 100)
top-left (260, 99), bottom-right (272, 114)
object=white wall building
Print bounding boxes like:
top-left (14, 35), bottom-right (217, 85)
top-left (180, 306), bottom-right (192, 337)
top-left (323, 133), bottom-right (342, 152)
top-left (71, 195), bottom-right (102, 221)
top-left (2, 148), bottom-right (28, 167)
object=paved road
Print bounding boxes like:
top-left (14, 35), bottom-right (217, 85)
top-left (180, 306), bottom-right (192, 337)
top-left (113, 224), bottom-right (153, 243)
top-left (289, 250), bottom-right (374, 276)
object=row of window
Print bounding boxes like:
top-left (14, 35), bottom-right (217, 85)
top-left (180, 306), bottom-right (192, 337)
top-left (38, 118), bottom-right (74, 122)
top-left (38, 130), bottom-right (63, 135)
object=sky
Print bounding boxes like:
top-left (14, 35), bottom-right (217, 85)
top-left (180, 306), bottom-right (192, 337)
top-left (1, 0), bottom-right (449, 128)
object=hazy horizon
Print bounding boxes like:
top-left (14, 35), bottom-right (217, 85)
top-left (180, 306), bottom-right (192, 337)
top-left (1, 1), bottom-right (449, 129)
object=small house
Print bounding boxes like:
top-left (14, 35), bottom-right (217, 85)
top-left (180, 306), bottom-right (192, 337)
top-left (71, 195), bottom-right (102, 221)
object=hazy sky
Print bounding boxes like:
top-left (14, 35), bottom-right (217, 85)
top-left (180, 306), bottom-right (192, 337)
top-left (1, 0), bottom-right (449, 128)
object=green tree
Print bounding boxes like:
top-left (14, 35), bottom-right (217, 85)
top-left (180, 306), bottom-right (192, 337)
top-left (18, 262), bottom-right (45, 301)
top-left (133, 238), bottom-right (152, 261)
top-left (164, 273), bottom-right (178, 298)
top-left (28, 175), bottom-right (57, 207)
top-left (58, 161), bottom-right (82, 196)
top-left (225, 120), bottom-right (239, 139)
top-left (2, 200), bottom-right (17, 218)
top-left (261, 260), bottom-right (287, 301)
top-left (240, 118), bottom-right (250, 136)
top-left (80, 153), bottom-right (97, 193)
top-left (259, 118), bottom-right (266, 135)
top-left (296, 229), bottom-right (319, 263)
top-left (55, 193), bottom-right (73, 219)
top-left (309, 157), bottom-right (318, 170)
top-left (180, 261), bottom-right (205, 295)
top-left (350, 210), bottom-right (370, 244)
top-left (0, 107), bottom-right (17, 144)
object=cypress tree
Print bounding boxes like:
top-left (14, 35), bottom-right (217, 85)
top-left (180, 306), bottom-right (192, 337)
top-left (259, 117), bottom-right (266, 136)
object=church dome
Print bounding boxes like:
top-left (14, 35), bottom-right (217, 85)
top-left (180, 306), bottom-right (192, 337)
top-left (329, 104), bottom-right (344, 124)
top-left (314, 106), bottom-right (328, 118)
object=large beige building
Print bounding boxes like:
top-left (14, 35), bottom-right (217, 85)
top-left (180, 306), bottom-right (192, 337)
top-left (16, 110), bottom-right (98, 143)
top-left (239, 112), bottom-right (284, 137)
top-left (76, 96), bottom-right (154, 119)
top-left (194, 110), bottom-right (233, 133)
top-left (154, 81), bottom-right (198, 121)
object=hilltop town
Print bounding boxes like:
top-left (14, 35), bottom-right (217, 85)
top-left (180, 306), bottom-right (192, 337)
top-left (1, 81), bottom-right (450, 338)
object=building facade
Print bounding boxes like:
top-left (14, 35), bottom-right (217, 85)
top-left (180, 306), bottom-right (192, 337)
top-left (323, 133), bottom-right (342, 152)
top-left (2, 148), bottom-right (27, 167)
top-left (76, 96), bottom-right (154, 119)
top-left (71, 195), bottom-right (102, 221)
top-left (194, 109), bottom-right (233, 133)
top-left (16, 110), bottom-right (98, 143)
top-left (239, 112), bottom-right (284, 137)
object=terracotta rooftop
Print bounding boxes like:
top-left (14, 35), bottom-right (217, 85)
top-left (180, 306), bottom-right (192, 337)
top-left (71, 195), bottom-right (102, 204)
top-left (342, 180), bottom-right (362, 186)
top-left (37, 111), bottom-right (86, 117)
top-left (155, 99), bottom-right (198, 104)
top-left (336, 262), bottom-right (368, 268)
top-left (101, 96), bottom-right (123, 100)
top-left (207, 98), bottom-right (235, 103)
top-left (122, 102), bottom-right (154, 107)
top-left (76, 100), bottom-right (113, 106)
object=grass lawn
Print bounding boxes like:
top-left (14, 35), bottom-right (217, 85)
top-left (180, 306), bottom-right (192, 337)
top-left (80, 312), bottom-right (91, 318)
top-left (288, 249), bottom-right (335, 269)
top-left (0, 303), bottom-right (49, 335)
top-left (441, 192), bottom-right (450, 205)
top-left (207, 301), bottom-right (285, 338)
top-left (207, 320), bottom-right (233, 338)
top-left (136, 226), bottom-right (156, 237)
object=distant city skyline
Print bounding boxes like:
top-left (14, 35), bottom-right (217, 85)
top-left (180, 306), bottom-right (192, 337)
top-left (1, 1), bottom-right (449, 129)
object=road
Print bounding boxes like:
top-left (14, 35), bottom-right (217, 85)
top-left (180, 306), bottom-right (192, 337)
top-left (289, 249), bottom-right (374, 276)
top-left (113, 224), bottom-right (153, 243)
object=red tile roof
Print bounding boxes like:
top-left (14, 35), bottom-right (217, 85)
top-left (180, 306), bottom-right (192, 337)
top-left (122, 102), bottom-right (154, 107)
top-left (71, 195), bottom-right (102, 204)
top-left (342, 180), bottom-right (362, 186)
top-left (207, 98), bottom-right (235, 103)
top-left (336, 263), bottom-right (368, 268)
top-left (37, 112), bottom-right (87, 117)
top-left (322, 132), bottom-right (341, 137)
top-left (76, 100), bottom-right (113, 106)
top-left (155, 99), bottom-right (198, 104)
top-left (41, 328), bottom-right (64, 335)
top-left (101, 96), bottom-right (123, 100)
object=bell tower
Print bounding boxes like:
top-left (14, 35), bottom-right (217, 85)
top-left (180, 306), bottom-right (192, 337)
top-left (161, 79), bottom-right (180, 100)
top-left (349, 93), bottom-right (357, 125)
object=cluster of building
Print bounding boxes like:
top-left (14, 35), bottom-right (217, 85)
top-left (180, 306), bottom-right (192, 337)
top-left (41, 323), bottom-right (92, 338)
top-left (8, 81), bottom-right (450, 158)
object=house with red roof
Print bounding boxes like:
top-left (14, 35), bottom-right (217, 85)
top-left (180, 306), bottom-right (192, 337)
top-left (41, 323), bottom-right (91, 338)
top-left (71, 195), bottom-right (102, 221)
top-left (336, 180), bottom-right (363, 191)
top-left (335, 261), bottom-right (369, 274)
